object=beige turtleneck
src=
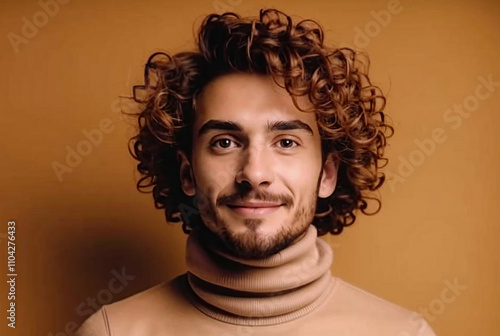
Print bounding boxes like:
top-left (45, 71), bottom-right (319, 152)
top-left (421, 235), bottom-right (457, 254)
top-left (76, 225), bottom-right (437, 335)
top-left (185, 225), bottom-right (334, 325)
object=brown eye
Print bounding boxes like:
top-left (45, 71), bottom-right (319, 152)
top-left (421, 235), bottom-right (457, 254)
top-left (211, 138), bottom-right (238, 149)
top-left (278, 139), bottom-right (298, 148)
top-left (218, 139), bottom-right (232, 148)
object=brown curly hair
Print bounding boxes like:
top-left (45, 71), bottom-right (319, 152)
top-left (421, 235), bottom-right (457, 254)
top-left (127, 8), bottom-right (394, 236)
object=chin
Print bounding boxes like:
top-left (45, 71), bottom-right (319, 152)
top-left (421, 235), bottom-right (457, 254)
top-left (227, 216), bottom-right (286, 237)
top-left (218, 223), bottom-right (299, 259)
top-left (199, 210), bottom-right (304, 258)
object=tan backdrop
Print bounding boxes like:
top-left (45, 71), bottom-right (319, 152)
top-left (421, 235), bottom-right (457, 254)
top-left (1, 0), bottom-right (499, 335)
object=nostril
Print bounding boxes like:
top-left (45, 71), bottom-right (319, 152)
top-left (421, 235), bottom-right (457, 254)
top-left (236, 180), bottom-right (252, 193)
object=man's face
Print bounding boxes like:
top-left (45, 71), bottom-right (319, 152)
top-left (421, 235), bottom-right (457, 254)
top-left (178, 73), bottom-right (338, 258)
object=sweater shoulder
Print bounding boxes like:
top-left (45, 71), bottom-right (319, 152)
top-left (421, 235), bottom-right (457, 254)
top-left (332, 277), bottom-right (416, 313)
top-left (323, 277), bottom-right (436, 335)
top-left (105, 274), bottom-right (188, 313)
top-left (75, 306), bottom-right (110, 336)
top-left (76, 274), bottom-right (198, 336)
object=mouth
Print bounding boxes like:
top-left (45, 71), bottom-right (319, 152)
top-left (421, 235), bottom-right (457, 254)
top-left (225, 201), bottom-right (284, 217)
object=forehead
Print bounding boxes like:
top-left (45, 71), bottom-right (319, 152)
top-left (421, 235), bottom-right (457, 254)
top-left (194, 73), bottom-right (317, 133)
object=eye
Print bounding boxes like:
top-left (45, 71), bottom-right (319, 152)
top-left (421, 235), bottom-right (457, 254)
top-left (211, 138), bottom-right (239, 149)
top-left (277, 138), bottom-right (299, 148)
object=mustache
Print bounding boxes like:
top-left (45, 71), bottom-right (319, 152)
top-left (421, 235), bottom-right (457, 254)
top-left (216, 189), bottom-right (293, 207)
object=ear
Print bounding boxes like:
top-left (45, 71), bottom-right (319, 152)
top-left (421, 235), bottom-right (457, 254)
top-left (177, 150), bottom-right (196, 197)
top-left (318, 153), bottom-right (339, 198)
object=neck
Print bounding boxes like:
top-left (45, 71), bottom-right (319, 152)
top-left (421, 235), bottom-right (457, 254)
top-left (184, 225), bottom-right (335, 326)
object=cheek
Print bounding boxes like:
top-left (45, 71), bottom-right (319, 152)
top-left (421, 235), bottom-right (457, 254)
top-left (280, 154), bottom-right (321, 184)
top-left (278, 154), bottom-right (321, 206)
top-left (193, 155), bottom-right (237, 197)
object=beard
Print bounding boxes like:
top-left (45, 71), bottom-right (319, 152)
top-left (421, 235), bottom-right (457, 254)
top-left (193, 187), bottom-right (318, 259)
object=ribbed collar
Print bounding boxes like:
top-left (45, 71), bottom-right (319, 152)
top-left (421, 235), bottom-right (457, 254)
top-left (184, 225), bottom-right (335, 326)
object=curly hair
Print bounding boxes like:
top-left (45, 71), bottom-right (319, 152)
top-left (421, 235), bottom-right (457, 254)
top-left (127, 8), bottom-right (394, 236)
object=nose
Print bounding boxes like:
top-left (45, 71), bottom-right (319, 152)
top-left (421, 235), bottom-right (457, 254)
top-left (235, 144), bottom-right (275, 189)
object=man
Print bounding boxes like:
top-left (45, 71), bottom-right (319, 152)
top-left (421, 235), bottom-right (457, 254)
top-left (76, 8), bottom-right (436, 335)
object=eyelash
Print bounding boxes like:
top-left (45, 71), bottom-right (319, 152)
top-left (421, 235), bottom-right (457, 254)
top-left (210, 137), bottom-right (300, 150)
top-left (210, 138), bottom-right (238, 149)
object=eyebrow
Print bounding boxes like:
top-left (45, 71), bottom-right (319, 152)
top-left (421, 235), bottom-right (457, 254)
top-left (197, 119), bottom-right (314, 137)
top-left (269, 120), bottom-right (314, 135)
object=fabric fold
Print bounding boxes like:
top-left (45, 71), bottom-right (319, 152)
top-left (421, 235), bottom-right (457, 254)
top-left (184, 225), bottom-right (335, 325)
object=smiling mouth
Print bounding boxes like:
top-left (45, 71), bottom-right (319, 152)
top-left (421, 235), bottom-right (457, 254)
top-left (226, 203), bottom-right (283, 217)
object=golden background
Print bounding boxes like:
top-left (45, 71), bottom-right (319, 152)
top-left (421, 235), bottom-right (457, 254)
top-left (1, 0), bottom-right (499, 335)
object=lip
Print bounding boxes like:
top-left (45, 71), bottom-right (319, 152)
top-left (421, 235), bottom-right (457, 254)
top-left (227, 201), bottom-right (282, 207)
top-left (226, 201), bottom-right (283, 217)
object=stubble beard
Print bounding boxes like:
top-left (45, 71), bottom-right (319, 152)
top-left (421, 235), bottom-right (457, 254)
top-left (196, 190), bottom-right (318, 259)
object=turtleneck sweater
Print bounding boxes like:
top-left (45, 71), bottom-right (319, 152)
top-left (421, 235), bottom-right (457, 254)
top-left (75, 225), bottom-right (437, 336)
top-left (185, 225), bottom-right (334, 325)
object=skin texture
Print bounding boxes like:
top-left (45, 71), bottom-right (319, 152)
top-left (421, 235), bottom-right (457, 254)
top-left (177, 73), bottom-right (338, 258)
